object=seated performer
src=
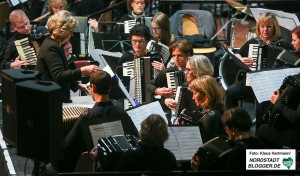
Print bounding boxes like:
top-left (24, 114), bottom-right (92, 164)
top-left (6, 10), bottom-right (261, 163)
top-left (163, 55), bottom-right (214, 123)
top-left (116, 24), bottom-right (161, 76)
top-left (256, 73), bottom-right (300, 149)
top-left (147, 39), bottom-right (193, 99)
top-left (116, 114), bottom-right (177, 171)
top-left (88, 0), bottom-right (152, 33)
top-left (34, 0), bottom-right (68, 26)
top-left (291, 26), bottom-right (300, 53)
top-left (224, 12), bottom-right (293, 125)
top-left (60, 70), bottom-right (139, 172)
top-left (188, 75), bottom-right (226, 143)
top-left (191, 107), bottom-right (264, 170)
top-left (148, 12), bottom-right (173, 72)
top-left (36, 10), bottom-right (100, 103)
top-left (0, 10), bottom-right (31, 69)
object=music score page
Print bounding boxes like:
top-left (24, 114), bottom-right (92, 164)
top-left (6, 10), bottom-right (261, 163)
top-left (247, 67), bottom-right (300, 103)
top-left (165, 126), bottom-right (202, 161)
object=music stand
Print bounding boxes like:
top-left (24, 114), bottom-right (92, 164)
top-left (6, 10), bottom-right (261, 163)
top-left (92, 32), bottom-right (132, 53)
top-left (224, 46), bottom-right (251, 72)
top-left (70, 16), bottom-right (88, 57)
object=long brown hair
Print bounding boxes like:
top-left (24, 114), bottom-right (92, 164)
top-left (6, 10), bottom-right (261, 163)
top-left (151, 12), bottom-right (171, 46)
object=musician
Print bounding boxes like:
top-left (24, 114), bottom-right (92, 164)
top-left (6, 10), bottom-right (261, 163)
top-left (34, 0), bottom-right (68, 26)
top-left (147, 39), bottom-right (193, 99)
top-left (0, 10), bottom-right (30, 69)
top-left (36, 10), bottom-right (100, 103)
top-left (256, 74), bottom-right (300, 149)
top-left (117, 114), bottom-right (177, 171)
top-left (88, 0), bottom-right (151, 33)
top-left (116, 24), bottom-right (153, 76)
top-left (191, 107), bottom-right (264, 170)
top-left (188, 75), bottom-right (226, 143)
top-left (225, 12), bottom-right (293, 109)
top-left (60, 70), bottom-right (138, 172)
top-left (291, 26), bottom-right (300, 53)
top-left (149, 12), bottom-right (173, 72)
top-left (164, 55), bottom-right (214, 122)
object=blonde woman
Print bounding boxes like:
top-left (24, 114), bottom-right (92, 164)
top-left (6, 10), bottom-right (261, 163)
top-left (37, 10), bottom-right (100, 103)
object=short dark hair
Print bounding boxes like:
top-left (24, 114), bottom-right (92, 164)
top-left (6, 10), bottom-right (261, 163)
top-left (169, 39), bottom-right (194, 56)
top-left (140, 114), bottom-right (168, 147)
top-left (221, 107), bottom-right (253, 132)
top-left (89, 70), bottom-right (112, 95)
top-left (129, 24), bottom-right (151, 41)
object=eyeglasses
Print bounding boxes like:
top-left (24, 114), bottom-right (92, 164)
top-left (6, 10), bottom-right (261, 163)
top-left (184, 68), bottom-right (194, 73)
top-left (152, 27), bottom-right (161, 32)
top-left (259, 25), bottom-right (273, 30)
top-left (15, 20), bottom-right (30, 30)
top-left (131, 39), bottom-right (146, 44)
top-left (132, 1), bottom-right (145, 5)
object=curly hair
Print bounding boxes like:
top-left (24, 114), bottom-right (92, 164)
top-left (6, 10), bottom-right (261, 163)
top-left (129, 24), bottom-right (151, 41)
top-left (151, 12), bottom-right (171, 46)
top-left (139, 114), bottom-right (168, 147)
top-left (188, 75), bottom-right (224, 111)
top-left (256, 12), bottom-right (281, 42)
top-left (47, 10), bottom-right (77, 44)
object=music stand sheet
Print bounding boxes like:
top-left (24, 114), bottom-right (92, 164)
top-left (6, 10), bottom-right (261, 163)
top-left (89, 120), bottom-right (124, 147)
top-left (126, 101), bottom-right (167, 132)
top-left (247, 67), bottom-right (300, 103)
top-left (165, 127), bottom-right (202, 161)
top-left (250, 8), bottom-right (300, 31)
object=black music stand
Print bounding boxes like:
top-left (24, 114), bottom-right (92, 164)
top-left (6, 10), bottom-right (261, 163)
top-left (92, 32), bottom-right (132, 53)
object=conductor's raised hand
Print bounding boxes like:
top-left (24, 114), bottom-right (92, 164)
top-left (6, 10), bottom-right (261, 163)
top-left (80, 64), bottom-right (100, 75)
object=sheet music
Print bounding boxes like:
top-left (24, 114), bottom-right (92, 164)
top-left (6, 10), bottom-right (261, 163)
top-left (90, 49), bottom-right (136, 106)
top-left (89, 120), bottom-right (124, 147)
top-left (126, 101), bottom-right (167, 131)
top-left (247, 67), bottom-right (300, 103)
top-left (165, 126), bottom-right (202, 161)
top-left (250, 8), bottom-right (300, 31)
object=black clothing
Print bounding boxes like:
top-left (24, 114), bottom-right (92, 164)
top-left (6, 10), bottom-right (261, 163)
top-left (117, 144), bottom-right (177, 171)
top-left (198, 137), bottom-right (265, 170)
top-left (226, 137), bottom-right (265, 170)
top-left (36, 37), bottom-right (80, 103)
top-left (61, 100), bottom-right (138, 172)
top-left (225, 37), bottom-right (293, 109)
top-left (256, 81), bottom-right (300, 149)
top-left (0, 32), bottom-right (30, 69)
top-left (198, 107), bottom-right (226, 143)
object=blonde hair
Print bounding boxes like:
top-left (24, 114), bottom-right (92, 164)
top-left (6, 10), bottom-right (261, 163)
top-left (188, 55), bottom-right (214, 77)
top-left (48, 0), bottom-right (68, 14)
top-left (189, 75), bottom-right (224, 111)
top-left (9, 10), bottom-right (28, 27)
top-left (47, 10), bottom-right (77, 44)
top-left (256, 12), bottom-right (281, 42)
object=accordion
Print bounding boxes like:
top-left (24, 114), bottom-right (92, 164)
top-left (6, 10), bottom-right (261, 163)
top-left (171, 86), bottom-right (189, 123)
top-left (195, 136), bottom-right (233, 164)
top-left (147, 40), bottom-right (170, 65)
top-left (97, 134), bottom-right (139, 170)
top-left (62, 106), bottom-right (87, 135)
top-left (266, 74), bottom-right (300, 130)
top-left (14, 37), bottom-right (39, 65)
top-left (248, 44), bottom-right (268, 71)
top-left (276, 50), bottom-right (300, 67)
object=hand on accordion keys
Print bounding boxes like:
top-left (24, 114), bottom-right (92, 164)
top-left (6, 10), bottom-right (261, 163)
top-left (271, 89), bottom-right (280, 104)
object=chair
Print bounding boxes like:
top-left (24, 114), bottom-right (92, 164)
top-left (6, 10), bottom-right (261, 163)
top-left (75, 152), bottom-right (95, 172)
top-left (169, 10), bottom-right (216, 39)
